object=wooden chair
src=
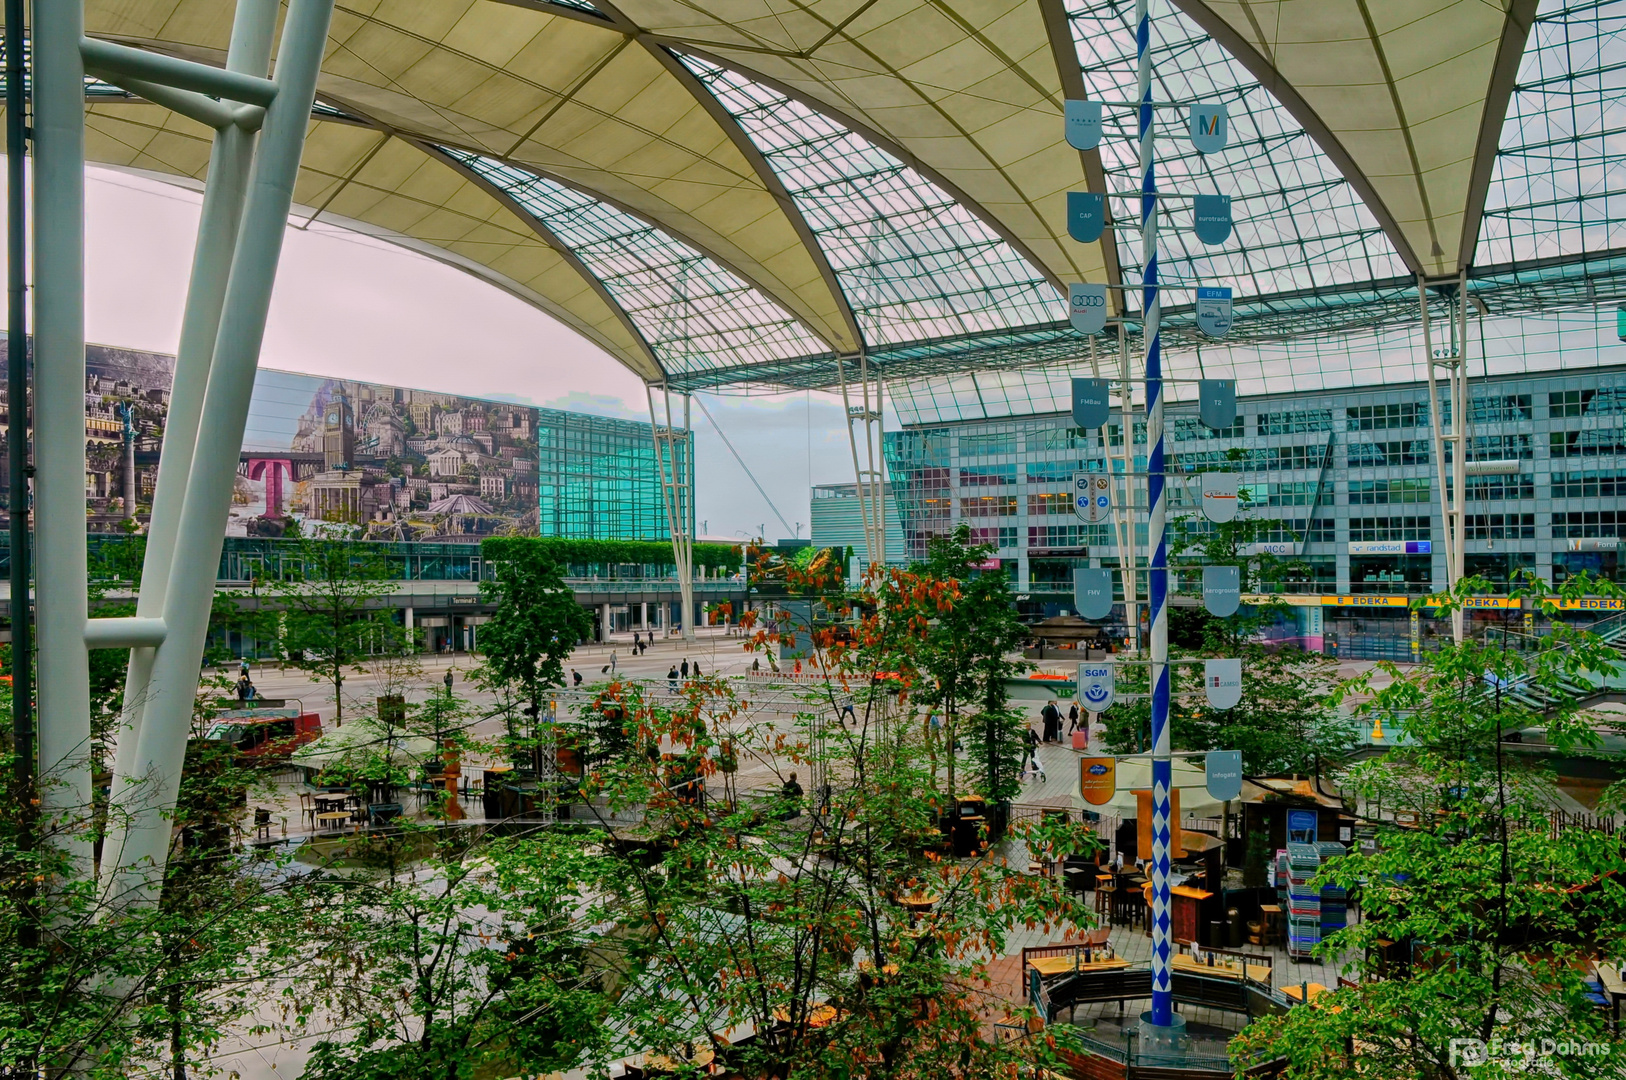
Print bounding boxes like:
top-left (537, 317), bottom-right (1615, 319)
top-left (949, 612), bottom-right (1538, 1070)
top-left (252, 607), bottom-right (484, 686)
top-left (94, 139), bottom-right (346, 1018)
top-left (297, 792), bottom-right (316, 831)
top-left (252, 807), bottom-right (273, 841)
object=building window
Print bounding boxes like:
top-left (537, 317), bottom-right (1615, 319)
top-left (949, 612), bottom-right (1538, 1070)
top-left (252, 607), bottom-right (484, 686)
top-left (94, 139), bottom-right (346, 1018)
top-left (1549, 388), bottom-right (1626, 418)
top-left (1349, 516), bottom-right (1431, 542)
top-left (959, 432), bottom-right (1017, 456)
top-left (1244, 481), bottom-right (1322, 507)
top-left (1551, 470), bottom-right (1626, 499)
top-left (1027, 493), bottom-right (1076, 516)
top-left (1464, 513), bottom-right (1535, 540)
top-left (1257, 408), bottom-right (1333, 436)
top-left (1028, 523), bottom-right (1111, 549)
top-left (1550, 429), bottom-right (1626, 458)
top-left (1107, 421), bottom-right (1148, 447)
top-left (1172, 414), bottom-right (1245, 440)
top-left (1348, 440), bottom-right (1429, 467)
top-left (969, 527), bottom-right (1018, 549)
top-left (1348, 478), bottom-right (1431, 504)
top-left (1256, 517), bottom-right (1335, 544)
top-left (1030, 428), bottom-right (1092, 451)
top-left (1027, 462), bottom-right (1093, 483)
top-left (1446, 474), bottom-right (1536, 501)
top-left (1444, 434), bottom-right (1533, 461)
top-left (958, 464), bottom-right (1016, 487)
top-left (1551, 511), bottom-right (1621, 539)
top-left (959, 495), bottom-right (1016, 517)
top-left (1346, 402), bottom-right (1428, 431)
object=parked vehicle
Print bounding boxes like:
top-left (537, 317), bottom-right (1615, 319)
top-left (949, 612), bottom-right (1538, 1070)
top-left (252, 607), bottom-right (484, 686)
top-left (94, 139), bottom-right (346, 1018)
top-left (204, 708), bottom-right (322, 761)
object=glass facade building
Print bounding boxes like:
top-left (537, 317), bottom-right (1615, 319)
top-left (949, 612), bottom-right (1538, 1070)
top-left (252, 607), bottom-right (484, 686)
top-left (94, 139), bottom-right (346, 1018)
top-left (884, 365), bottom-right (1626, 621)
top-left (536, 407), bottom-right (692, 541)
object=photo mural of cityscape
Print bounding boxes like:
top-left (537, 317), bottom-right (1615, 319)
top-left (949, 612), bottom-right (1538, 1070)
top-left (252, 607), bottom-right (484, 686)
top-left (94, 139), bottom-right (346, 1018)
top-left (0, 334), bottom-right (541, 540)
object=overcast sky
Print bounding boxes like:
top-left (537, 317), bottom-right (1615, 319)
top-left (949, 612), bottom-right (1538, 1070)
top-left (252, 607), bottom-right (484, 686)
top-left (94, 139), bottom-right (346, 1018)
top-left (14, 166), bottom-right (877, 541)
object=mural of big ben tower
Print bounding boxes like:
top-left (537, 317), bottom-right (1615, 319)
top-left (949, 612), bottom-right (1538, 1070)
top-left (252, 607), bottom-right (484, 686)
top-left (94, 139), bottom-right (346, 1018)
top-left (322, 394), bottom-right (355, 471)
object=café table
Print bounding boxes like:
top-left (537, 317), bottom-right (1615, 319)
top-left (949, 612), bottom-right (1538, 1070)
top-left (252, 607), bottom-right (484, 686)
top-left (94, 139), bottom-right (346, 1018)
top-left (1595, 963), bottom-right (1625, 1030)
top-left (1026, 955), bottom-right (1131, 977)
top-left (1282, 981), bottom-right (1329, 1004)
top-left (645, 1043), bottom-right (715, 1072)
top-left (1171, 953), bottom-right (1272, 984)
top-left (314, 811), bottom-right (351, 834)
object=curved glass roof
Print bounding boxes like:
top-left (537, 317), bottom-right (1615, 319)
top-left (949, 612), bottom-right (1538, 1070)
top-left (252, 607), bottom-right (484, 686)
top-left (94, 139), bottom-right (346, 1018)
top-left (27, 0), bottom-right (1625, 396)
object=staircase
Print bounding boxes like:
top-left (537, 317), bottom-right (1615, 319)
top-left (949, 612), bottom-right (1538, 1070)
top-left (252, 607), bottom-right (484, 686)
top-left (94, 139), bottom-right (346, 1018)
top-left (1483, 610), bottom-right (1626, 726)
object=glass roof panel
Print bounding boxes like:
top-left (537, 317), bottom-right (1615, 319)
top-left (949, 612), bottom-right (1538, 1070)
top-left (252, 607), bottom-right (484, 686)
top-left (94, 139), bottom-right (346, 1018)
top-left (1477, 0), bottom-right (1626, 264)
top-left (679, 54), bottom-right (1065, 348)
top-left (442, 148), bottom-right (830, 378)
top-left (1064, 0), bottom-right (1409, 303)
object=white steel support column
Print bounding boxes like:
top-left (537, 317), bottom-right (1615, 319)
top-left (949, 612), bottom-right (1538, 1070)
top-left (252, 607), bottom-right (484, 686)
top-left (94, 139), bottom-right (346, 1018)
top-left (1422, 273), bottom-right (1471, 643)
top-left (1113, 322), bottom-right (1139, 651)
top-left (836, 355), bottom-right (886, 570)
top-left (113, 0), bottom-right (278, 800)
top-left (102, 0), bottom-right (337, 908)
top-left (32, 0), bottom-right (94, 870)
top-left (647, 383), bottom-right (695, 642)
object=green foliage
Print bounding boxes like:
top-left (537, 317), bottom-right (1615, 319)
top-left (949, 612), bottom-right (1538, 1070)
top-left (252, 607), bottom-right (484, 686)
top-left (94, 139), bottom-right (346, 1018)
top-left (1231, 574), bottom-right (1626, 1079)
top-left (908, 525), bottom-right (1032, 805)
top-left (481, 535), bottom-right (741, 571)
top-left (267, 533), bottom-right (410, 721)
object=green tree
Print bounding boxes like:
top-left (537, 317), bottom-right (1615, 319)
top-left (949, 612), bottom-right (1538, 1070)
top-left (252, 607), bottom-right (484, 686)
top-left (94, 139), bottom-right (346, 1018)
top-left (476, 540), bottom-right (592, 770)
top-left (1231, 574), bottom-right (1626, 1079)
top-left (269, 531), bottom-right (408, 722)
top-left (908, 525), bottom-right (1031, 808)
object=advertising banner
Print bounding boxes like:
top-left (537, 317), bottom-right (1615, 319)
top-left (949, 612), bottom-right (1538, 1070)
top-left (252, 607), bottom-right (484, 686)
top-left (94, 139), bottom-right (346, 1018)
top-left (1074, 566), bottom-right (1114, 619)
top-left (1189, 102), bottom-right (1229, 153)
top-left (1202, 564), bottom-right (1241, 617)
top-left (1078, 662), bottom-right (1115, 712)
top-left (1069, 284), bottom-right (1109, 336)
top-left (1191, 193), bottom-right (1233, 245)
top-left (1200, 471), bottom-right (1239, 523)
top-left (1065, 99), bottom-right (1104, 150)
top-left (1071, 376), bottom-right (1110, 428)
top-left (1203, 658), bottom-right (1243, 710)
top-left (1074, 469), bottom-right (1112, 524)
top-left (1080, 756), bottom-right (1117, 806)
top-left (1205, 749), bottom-right (1242, 802)
top-left (1195, 285), bottom-right (1234, 338)
top-left (1067, 191), bottom-right (1106, 243)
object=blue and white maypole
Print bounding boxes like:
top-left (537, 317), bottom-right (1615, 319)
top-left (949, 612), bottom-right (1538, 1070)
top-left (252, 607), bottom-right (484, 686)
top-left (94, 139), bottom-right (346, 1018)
top-left (1136, 0), bottom-right (1175, 1030)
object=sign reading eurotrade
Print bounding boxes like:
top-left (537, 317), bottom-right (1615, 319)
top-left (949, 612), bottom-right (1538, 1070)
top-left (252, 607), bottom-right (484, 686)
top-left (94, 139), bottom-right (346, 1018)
top-left (1348, 541), bottom-right (1432, 555)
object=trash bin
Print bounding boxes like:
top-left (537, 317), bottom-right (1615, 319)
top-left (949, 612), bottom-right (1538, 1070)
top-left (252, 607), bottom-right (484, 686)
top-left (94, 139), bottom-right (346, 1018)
top-left (1227, 907), bottom-right (1244, 948)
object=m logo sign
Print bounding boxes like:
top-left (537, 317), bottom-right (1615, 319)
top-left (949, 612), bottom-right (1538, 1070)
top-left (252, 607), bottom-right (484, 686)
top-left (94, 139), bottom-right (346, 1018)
top-left (1188, 102), bottom-right (1228, 153)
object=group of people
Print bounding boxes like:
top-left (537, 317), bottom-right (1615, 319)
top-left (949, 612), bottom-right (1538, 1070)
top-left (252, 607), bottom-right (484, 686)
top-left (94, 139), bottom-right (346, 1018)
top-left (1020, 699), bottom-right (1087, 783)
top-left (666, 658), bottom-right (699, 692)
top-left (630, 632), bottom-right (651, 655)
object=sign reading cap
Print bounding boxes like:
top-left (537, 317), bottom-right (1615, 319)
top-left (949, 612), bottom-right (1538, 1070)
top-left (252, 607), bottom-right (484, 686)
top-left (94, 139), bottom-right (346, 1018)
top-left (1192, 194), bottom-right (1232, 245)
top-left (1200, 471), bottom-right (1239, 524)
top-left (1199, 379), bottom-right (1237, 430)
top-left (1189, 102), bottom-right (1228, 153)
top-left (1078, 662), bottom-right (1115, 712)
top-left (1202, 564), bottom-right (1240, 617)
top-left (1071, 376), bottom-right (1110, 428)
top-left (1196, 286), bottom-right (1233, 338)
top-left (1074, 567), bottom-right (1114, 619)
top-left (1065, 99), bottom-right (1103, 151)
top-left (1067, 191), bottom-right (1106, 244)
top-left (1069, 284), bottom-right (1108, 335)
top-left (1204, 658), bottom-right (1243, 710)
top-left (1205, 750), bottom-right (1242, 802)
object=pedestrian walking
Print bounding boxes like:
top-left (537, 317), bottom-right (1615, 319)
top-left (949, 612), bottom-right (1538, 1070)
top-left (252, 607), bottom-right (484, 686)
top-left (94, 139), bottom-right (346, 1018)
top-left (1068, 702), bottom-right (1081, 734)
top-left (571, 669), bottom-right (582, 687)
top-left (838, 695), bottom-right (856, 724)
top-left (680, 658), bottom-right (690, 679)
top-left (668, 665), bottom-right (679, 693)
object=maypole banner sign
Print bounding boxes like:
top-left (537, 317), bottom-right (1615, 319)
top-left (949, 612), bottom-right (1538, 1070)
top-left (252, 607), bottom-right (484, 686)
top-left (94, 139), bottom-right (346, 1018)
top-left (1067, 191), bottom-right (1106, 243)
top-left (1074, 566), bottom-right (1114, 619)
top-left (1198, 379), bottom-right (1237, 430)
top-left (1065, 99), bottom-right (1104, 150)
top-left (1069, 285), bottom-right (1109, 336)
top-left (1191, 194), bottom-right (1233, 245)
top-left (1080, 756), bottom-right (1117, 805)
top-left (1195, 286), bottom-right (1233, 338)
top-left (1202, 565), bottom-right (1241, 617)
top-left (1203, 658), bottom-right (1242, 710)
top-left (1078, 662), bottom-right (1115, 711)
top-left (1205, 750), bottom-right (1242, 802)
top-left (1189, 102), bottom-right (1229, 152)
top-left (1074, 470), bottom-right (1111, 523)
top-left (1200, 471), bottom-right (1239, 523)
top-left (1071, 376), bottom-right (1111, 428)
